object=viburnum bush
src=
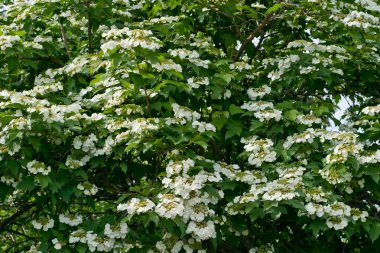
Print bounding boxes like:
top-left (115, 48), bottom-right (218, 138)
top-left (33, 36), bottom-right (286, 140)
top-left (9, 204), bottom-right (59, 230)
top-left (0, 0), bottom-right (379, 252)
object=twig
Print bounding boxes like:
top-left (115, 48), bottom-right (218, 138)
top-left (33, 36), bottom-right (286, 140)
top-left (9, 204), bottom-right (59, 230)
top-left (60, 22), bottom-right (72, 58)
top-left (86, 0), bottom-right (93, 53)
top-left (234, 0), bottom-right (284, 62)
top-left (0, 202), bottom-right (36, 233)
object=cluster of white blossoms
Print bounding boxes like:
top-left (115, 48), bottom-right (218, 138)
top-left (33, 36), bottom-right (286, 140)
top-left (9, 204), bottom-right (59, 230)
top-left (358, 150), bottom-right (380, 164)
top-left (241, 85), bottom-right (282, 122)
top-left (265, 54), bottom-right (300, 81)
top-left (247, 85), bottom-right (271, 100)
top-left (73, 133), bottom-right (98, 153)
top-left (0, 35), bottom-right (21, 50)
top-left (362, 104), bottom-right (380, 116)
top-left (296, 113), bottom-right (322, 126)
top-left (151, 59), bottom-right (183, 73)
top-left (319, 166), bottom-right (352, 185)
top-left (303, 201), bottom-right (368, 230)
top-left (242, 136), bottom-right (277, 167)
top-left (52, 238), bottom-right (62, 250)
top-left (356, 0), bottom-right (380, 12)
top-left (77, 182), bottom-right (99, 196)
top-left (339, 10), bottom-right (380, 29)
top-left (326, 142), bottom-right (364, 164)
top-left (249, 243), bottom-right (275, 253)
top-left (283, 128), bottom-right (358, 149)
top-left (104, 222), bottom-right (129, 239)
top-left (26, 160), bottom-right (51, 175)
top-left (59, 213), bottom-right (83, 226)
top-left (117, 198), bottom-right (155, 214)
top-left (31, 216), bottom-right (54, 231)
top-left (187, 77), bottom-right (209, 89)
top-left (101, 27), bottom-right (162, 53)
top-left (241, 101), bottom-right (273, 112)
top-left (229, 61), bottom-right (252, 71)
top-left (171, 103), bottom-right (201, 122)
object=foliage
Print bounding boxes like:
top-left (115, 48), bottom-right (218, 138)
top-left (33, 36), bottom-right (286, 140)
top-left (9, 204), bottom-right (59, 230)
top-left (0, 0), bottom-right (380, 252)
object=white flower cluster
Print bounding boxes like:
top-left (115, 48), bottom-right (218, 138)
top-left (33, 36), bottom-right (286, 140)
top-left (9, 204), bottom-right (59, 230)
top-left (171, 103), bottom-right (201, 123)
top-left (26, 160), bottom-right (51, 175)
top-left (152, 59), bottom-right (183, 72)
top-left (340, 11), bottom-right (380, 29)
top-left (73, 133), bottom-right (98, 152)
top-left (249, 243), bottom-right (275, 253)
top-left (117, 198), bottom-right (155, 214)
top-left (104, 222), bottom-right (129, 239)
top-left (186, 220), bottom-right (216, 241)
top-left (59, 213), bottom-right (83, 226)
top-left (266, 54), bottom-right (300, 81)
top-left (229, 61), bottom-right (252, 71)
top-left (362, 104), bottom-right (380, 116)
top-left (247, 85), bottom-right (271, 100)
top-left (0, 35), bottom-right (21, 50)
top-left (77, 182), bottom-right (99, 196)
top-left (283, 128), bottom-right (358, 149)
top-left (187, 77), bottom-right (209, 89)
top-left (319, 166), bottom-right (352, 185)
top-left (254, 109), bottom-right (282, 122)
top-left (287, 40), bottom-right (346, 54)
top-left (358, 150), bottom-right (380, 164)
top-left (356, 0), bottom-right (380, 12)
top-left (242, 137), bottom-right (277, 167)
top-left (101, 27), bottom-right (162, 53)
top-left (296, 113), bottom-right (322, 126)
top-left (32, 216), bottom-right (54, 231)
top-left (86, 231), bottom-right (115, 252)
top-left (155, 194), bottom-right (185, 219)
top-left (241, 101), bottom-right (273, 111)
top-left (303, 201), bottom-right (368, 230)
top-left (52, 238), bottom-right (62, 250)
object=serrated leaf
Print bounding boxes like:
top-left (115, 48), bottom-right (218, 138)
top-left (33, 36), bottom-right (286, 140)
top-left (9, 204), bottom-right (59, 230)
top-left (265, 3), bottom-right (282, 14)
top-left (35, 174), bottom-right (51, 189)
top-left (225, 121), bottom-right (243, 139)
top-left (369, 223), bottom-right (380, 242)
top-left (230, 104), bottom-right (244, 115)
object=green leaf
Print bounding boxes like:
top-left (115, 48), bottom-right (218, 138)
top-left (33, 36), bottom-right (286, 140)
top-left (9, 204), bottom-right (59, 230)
top-left (225, 121), bottom-right (243, 139)
top-left (265, 3), bottom-right (282, 14)
top-left (308, 220), bottom-right (327, 236)
top-left (249, 208), bottom-right (264, 221)
top-left (369, 223), bottom-right (380, 242)
top-left (8, 56), bottom-right (18, 72)
top-left (35, 174), bottom-right (51, 189)
top-left (17, 176), bottom-right (35, 191)
top-left (284, 110), bottom-right (299, 121)
top-left (7, 160), bottom-right (19, 177)
top-left (230, 104), bottom-right (244, 115)
top-left (28, 136), bottom-right (41, 152)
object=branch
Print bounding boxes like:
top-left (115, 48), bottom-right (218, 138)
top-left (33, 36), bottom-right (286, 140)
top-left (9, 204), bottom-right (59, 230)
top-left (86, 0), bottom-right (93, 53)
top-left (234, 1), bottom-right (283, 62)
top-left (0, 202), bottom-right (36, 233)
top-left (60, 22), bottom-right (72, 59)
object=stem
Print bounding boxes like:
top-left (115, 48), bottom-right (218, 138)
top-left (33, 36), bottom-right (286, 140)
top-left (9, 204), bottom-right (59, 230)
top-left (234, 0), bottom-right (283, 62)
top-left (60, 22), bottom-right (72, 59)
top-left (86, 0), bottom-right (93, 53)
top-left (144, 87), bottom-right (151, 117)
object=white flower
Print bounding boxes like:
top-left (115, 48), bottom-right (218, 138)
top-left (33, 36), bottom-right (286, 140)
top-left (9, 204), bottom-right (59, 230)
top-left (104, 222), bottom-right (129, 239)
top-left (32, 217), bottom-right (54, 231)
top-left (52, 238), bottom-right (62, 250)
top-left (326, 216), bottom-right (348, 230)
top-left (59, 213), bottom-right (83, 226)
top-left (117, 198), bottom-right (155, 214)
top-left (247, 85), bottom-right (271, 100)
top-left (186, 221), bottom-right (216, 241)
